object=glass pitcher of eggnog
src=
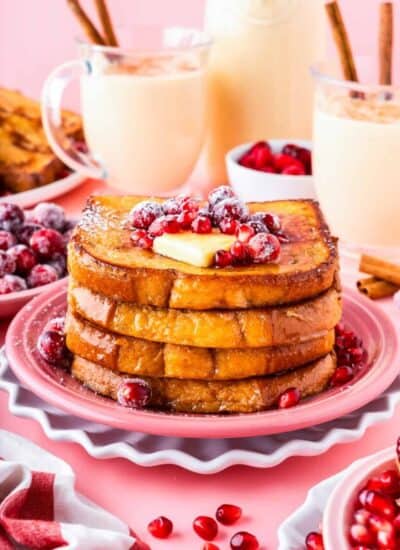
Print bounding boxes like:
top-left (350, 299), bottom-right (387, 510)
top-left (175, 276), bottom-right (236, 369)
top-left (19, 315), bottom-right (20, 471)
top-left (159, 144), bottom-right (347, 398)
top-left (205, 0), bottom-right (325, 183)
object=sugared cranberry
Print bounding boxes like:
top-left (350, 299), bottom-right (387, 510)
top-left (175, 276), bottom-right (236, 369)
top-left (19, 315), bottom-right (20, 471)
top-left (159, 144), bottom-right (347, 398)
top-left (192, 215), bottom-right (212, 234)
top-left (366, 470), bottom-right (400, 496)
top-left (163, 198), bottom-right (182, 215)
top-left (203, 544), bottom-right (219, 550)
top-left (16, 223), bottom-right (43, 245)
top-left (193, 516), bottom-right (218, 541)
top-left (212, 198), bottom-right (249, 225)
top-left (147, 516), bottom-right (173, 539)
top-left (263, 213), bottom-right (281, 233)
top-left (216, 504), bottom-right (242, 526)
top-left (248, 233), bottom-right (281, 263)
top-left (0, 230), bottom-right (16, 250)
top-left (117, 378), bottom-right (152, 409)
top-left (180, 197), bottom-right (199, 215)
top-left (364, 491), bottom-right (396, 519)
top-left (137, 234), bottom-right (154, 250)
top-left (349, 524), bottom-right (375, 546)
top-left (282, 164), bottom-right (306, 176)
top-left (278, 387), bottom-right (301, 409)
top-left (276, 232), bottom-right (289, 243)
top-left (131, 229), bottom-right (148, 245)
top-left (330, 365), bottom-right (354, 387)
top-left (32, 202), bottom-right (65, 231)
top-left (247, 219), bottom-right (267, 234)
top-left (0, 274), bottom-right (27, 294)
top-left (37, 330), bottom-right (67, 365)
top-left (214, 250), bottom-right (233, 268)
top-left (7, 244), bottom-right (37, 273)
top-left (236, 224), bottom-right (255, 243)
top-left (0, 250), bottom-right (16, 276)
top-left (148, 215), bottom-right (181, 236)
top-left (47, 253), bottom-right (67, 277)
top-left (45, 316), bottom-right (65, 334)
top-left (208, 185), bottom-right (235, 208)
top-left (305, 531), bottom-right (324, 550)
top-left (0, 203), bottom-right (24, 232)
top-left (128, 201), bottom-right (163, 230)
top-left (230, 531), bottom-right (259, 550)
top-left (30, 228), bottom-right (65, 260)
top-left (230, 241), bottom-right (248, 262)
top-left (27, 264), bottom-right (58, 288)
top-left (219, 218), bottom-right (240, 235)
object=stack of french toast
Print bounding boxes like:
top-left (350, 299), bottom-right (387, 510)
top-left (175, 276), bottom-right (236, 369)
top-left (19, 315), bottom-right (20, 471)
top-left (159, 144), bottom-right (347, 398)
top-left (65, 191), bottom-right (341, 414)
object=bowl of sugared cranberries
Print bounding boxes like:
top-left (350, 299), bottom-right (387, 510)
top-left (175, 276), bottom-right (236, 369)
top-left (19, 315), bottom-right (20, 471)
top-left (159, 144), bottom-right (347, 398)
top-left (0, 202), bottom-right (75, 318)
top-left (322, 445), bottom-right (400, 550)
top-left (226, 139), bottom-right (315, 202)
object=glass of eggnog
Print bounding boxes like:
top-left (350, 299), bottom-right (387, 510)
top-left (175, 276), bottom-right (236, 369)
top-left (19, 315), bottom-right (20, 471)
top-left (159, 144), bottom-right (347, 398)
top-left (42, 27), bottom-right (211, 194)
top-left (312, 61), bottom-right (400, 253)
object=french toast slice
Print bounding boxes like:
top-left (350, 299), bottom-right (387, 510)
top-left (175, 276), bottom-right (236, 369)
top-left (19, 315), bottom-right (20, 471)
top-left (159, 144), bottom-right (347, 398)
top-left (0, 88), bottom-right (83, 192)
top-left (71, 353), bottom-right (337, 414)
top-left (66, 312), bottom-right (335, 380)
top-left (68, 282), bottom-right (341, 348)
top-left (68, 196), bottom-right (338, 310)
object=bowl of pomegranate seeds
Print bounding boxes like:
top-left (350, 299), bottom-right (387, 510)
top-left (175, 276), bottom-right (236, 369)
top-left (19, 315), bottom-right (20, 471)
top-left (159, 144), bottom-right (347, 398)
top-left (0, 202), bottom-right (75, 318)
top-left (322, 444), bottom-right (400, 549)
top-left (226, 139), bottom-right (315, 202)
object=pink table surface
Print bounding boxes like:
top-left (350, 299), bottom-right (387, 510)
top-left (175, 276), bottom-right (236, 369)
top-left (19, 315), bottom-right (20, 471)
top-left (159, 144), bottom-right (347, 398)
top-left (1, 179), bottom-right (399, 550)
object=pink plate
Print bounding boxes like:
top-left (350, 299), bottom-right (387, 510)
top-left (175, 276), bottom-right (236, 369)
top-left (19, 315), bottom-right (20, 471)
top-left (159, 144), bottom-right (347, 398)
top-left (5, 279), bottom-right (400, 439)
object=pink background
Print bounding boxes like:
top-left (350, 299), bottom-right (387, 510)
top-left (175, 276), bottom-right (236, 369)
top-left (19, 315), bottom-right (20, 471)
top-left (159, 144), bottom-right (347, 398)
top-left (1, 0), bottom-right (400, 101)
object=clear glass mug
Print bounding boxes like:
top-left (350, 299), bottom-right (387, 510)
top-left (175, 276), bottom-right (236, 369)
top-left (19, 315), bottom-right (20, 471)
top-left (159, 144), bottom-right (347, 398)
top-left (312, 60), bottom-right (400, 255)
top-left (41, 27), bottom-right (211, 194)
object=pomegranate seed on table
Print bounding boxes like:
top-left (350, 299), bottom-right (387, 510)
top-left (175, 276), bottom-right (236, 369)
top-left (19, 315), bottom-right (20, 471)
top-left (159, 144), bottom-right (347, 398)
top-left (230, 531), bottom-right (259, 550)
top-left (230, 241), bottom-right (248, 262)
top-left (30, 228), bottom-right (65, 260)
top-left (193, 516), bottom-right (218, 541)
top-left (248, 233), bottom-right (281, 263)
top-left (0, 250), bottom-right (16, 276)
top-left (0, 203), bottom-right (24, 232)
top-left (305, 531), bottom-right (324, 550)
top-left (277, 387), bottom-right (301, 409)
top-left (364, 491), bottom-right (396, 519)
top-left (148, 215), bottom-right (181, 236)
top-left (219, 218), bottom-right (240, 235)
top-left (349, 524), bottom-right (375, 546)
top-left (147, 516), bottom-right (173, 539)
top-left (215, 504), bottom-right (242, 525)
top-left (32, 202), bottom-right (66, 231)
top-left (7, 244), bottom-right (37, 273)
top-left (37, 330), bottom-right (67, 365)
top-left (366, 470), bottom-right (400, 496)
top-left (192, 215), bottom-right (212, 234)
top-left (117, 379), bottom-right (152, 409)
top-left (236, 224), bottom-right (255, 243)
top-left (208, 185), bottom-right (235, 208)
top-left (330, 365), bottom-right (354, 387)
top-left (203, 543), bottom-right (219, 550)
top-left (128, 201), bottom-right (163, 229)
top-left (0, 230), bottom-right (16, 250)
top-left (214, 250), bottom-right (233, 268)
top-left (0, 274), bottom-right (27, 294)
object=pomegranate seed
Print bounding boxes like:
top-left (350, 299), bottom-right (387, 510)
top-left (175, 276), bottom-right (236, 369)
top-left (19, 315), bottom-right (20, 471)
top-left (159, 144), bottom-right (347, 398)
top-left (208, 185), bottom-right (235, 208)
top-left (0, 274), bottom-right (27, 294)
top-left (216, 504), bottom-right (242, 526)
top-left (212, 198), bottom-right (249, 225)
top-left (0, 231), bottom-right (16, 251)
top-left (358, 489), bottom-right (369, 508)
top-left (230, 241), bottom-right (248, 262)
top-left (353, 508), bottom-right (372, 526)
top-left (117, 379), bottom-right (152, 409)
top-left (0, 250), bottom-right (16, 276)
top-left (45, 316), bottom-right (65, 334)
top-left (30, 228), bottom-right (65, 260)
top-left (330, 365), bottom-right (354, 386)
top-left (392, 512), bottom-right (400, 529)
top-left (27, 264), bottom-right (58, 288)
top-left (138, 234), bottom-right (154, 250)
top-left (366, 470), bottom-right (400, 496)
top-left (7, 244), bottom-right (37, 273)
top-left (0, 203), bottom-right (24, 232)
top-left (282, 164), bottom-right (306, 176)
top-left (368, 513), bottom-right (394, 533)
top-left (149, 215), bottom-right (180, 236)
top-left (192, 215), bottom-right (212, 234)
top-left (305, 531), bottom-right (324, 550)
top-left (32, 202), bottom-right (65, 231)
top-left (349, 347), bottom-right (364, 364)
top-left (278, 387), bottom-right (301, 409)
top-left (214, 250), bottom-right (233, 268)
top-left (236, 224), bottom-right (255, 243)
top-left (376, 526), bottom-right (396, 548)
top-left (147, 516), bottom-right (173, 539)
top-left (349, 524), bottom-right (375, 545)
top-left (131, 229), bottom-right (147, 245)
top-left (219, 218), bottom-right (240, 235)
top-left (193, 516), bottom-right (218, 541)
top-left (37, 330), bottom-right (67, 365)
top-left (203, 544), bottom-right (219, 550)
top-left (128, 201), bottom-right (163, 229)
top-left (248, 233), bottom-right (281, 263)
top-left (365, 491), bottom-right (396, 519)
top-left (230, 531), bottom-right (259, 550)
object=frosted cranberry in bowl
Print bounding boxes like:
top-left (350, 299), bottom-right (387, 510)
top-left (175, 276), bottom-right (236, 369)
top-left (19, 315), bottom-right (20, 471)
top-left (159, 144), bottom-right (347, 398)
top-left (226, 139), bottom-right (315, 202)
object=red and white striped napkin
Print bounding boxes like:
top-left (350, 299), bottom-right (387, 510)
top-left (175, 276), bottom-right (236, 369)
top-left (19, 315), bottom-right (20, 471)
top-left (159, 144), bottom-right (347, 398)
top-left (0, 430), bottom-right (149, 549)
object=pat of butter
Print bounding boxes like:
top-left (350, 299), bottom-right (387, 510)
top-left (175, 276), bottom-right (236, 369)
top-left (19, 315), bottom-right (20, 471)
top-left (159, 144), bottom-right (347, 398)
top-left (153, 231), bottom-right (235, 267)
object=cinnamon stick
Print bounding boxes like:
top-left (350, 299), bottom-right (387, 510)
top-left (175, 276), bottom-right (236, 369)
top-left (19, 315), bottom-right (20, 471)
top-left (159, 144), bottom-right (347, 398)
top-left (94, 0), bottom-right (119, 47)
top-left (357, 277), bottom-right (399, 300)
top-left (66, 0), bottom-right (106, 45)
top-left (379, 2), bottom-right (393, 85)
top-left (325, 1), bottom-right (358, 82)
top-left (359, 254), bottom-right (400, 287)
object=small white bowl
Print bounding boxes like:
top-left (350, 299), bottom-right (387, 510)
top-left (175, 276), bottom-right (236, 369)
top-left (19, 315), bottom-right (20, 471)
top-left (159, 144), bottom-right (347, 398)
top-left (226, 139), bottom-right (315, 202)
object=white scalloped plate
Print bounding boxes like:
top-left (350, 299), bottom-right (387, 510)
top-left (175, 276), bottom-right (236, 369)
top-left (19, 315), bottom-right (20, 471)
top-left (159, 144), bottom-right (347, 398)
top-left (1, 348), bottom-right (399, 475)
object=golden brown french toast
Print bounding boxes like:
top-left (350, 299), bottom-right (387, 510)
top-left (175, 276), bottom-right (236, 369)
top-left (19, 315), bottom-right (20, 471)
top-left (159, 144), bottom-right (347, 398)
top-left (68, 196), bottom-right (338, 310)
top-left (0, 88), bottom-right (82, 192)
top-left (71, 353), bottom-right (336, 414)
top-left (66, 312), bottom-right (335, 380)
top-left (68, 282), bottom-right (341, 348)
